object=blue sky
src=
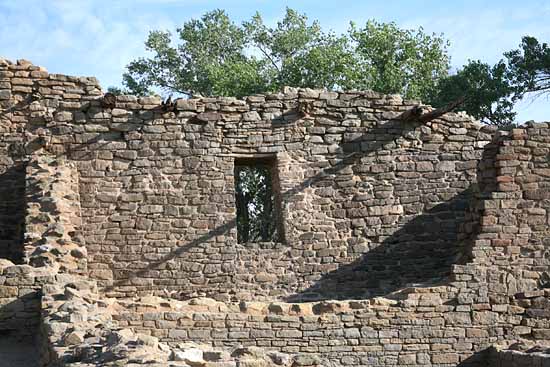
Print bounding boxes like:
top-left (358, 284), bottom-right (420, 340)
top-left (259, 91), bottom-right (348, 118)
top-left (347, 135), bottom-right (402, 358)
top-left (1, 0), bottom-right (549, 122)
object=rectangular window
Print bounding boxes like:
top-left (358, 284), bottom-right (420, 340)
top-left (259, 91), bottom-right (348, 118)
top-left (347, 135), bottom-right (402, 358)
top-left (234, 157), bottom-right (281, 243)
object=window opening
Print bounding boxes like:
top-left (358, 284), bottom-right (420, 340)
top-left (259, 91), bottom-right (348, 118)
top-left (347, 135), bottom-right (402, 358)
top-left (234, 157), bottom-right (280, 243)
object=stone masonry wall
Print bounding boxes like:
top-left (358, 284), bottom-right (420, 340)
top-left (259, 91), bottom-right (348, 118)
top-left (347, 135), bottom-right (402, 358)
top-left (0, 58), bottom-right (496, 301)
top-left (451, 124), bottom-right (550, 333)
top-left (114, 294), bottom-right (517, 366)
top-left (0, 152), bottom-right (84, 341)
top-left (24, 153), bottom-right (86, 272)
top-left (1, 57), bottom-right (550, 367)
top-left (77, 91), bottom-right (491, 301)
top-left (111, 124), bottom-right (550, 366)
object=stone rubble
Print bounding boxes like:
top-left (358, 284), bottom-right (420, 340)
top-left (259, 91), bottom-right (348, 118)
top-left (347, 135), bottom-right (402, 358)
top-left (41, 278), bottom-right (318, 366)
top-left (0, 57), bottom-right (549, 366)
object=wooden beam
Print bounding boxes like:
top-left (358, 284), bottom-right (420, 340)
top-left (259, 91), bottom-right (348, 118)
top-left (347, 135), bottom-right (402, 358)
top-left (399, 96), bottom-right (465, 123)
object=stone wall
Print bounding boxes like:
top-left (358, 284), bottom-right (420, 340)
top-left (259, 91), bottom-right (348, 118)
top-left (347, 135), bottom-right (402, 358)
top-left (0, 261), bottom-right (45, 337)
top-left (114, 294), bottom-right (516, 366)
top-left (24, 154), bottom-right (86, 272)
top-left (1, 57), bottom-right (550, 366)
top-left (0, 151), bottom-right (85, 350)
top-left (0, 57), bottom-right (497, 301)
top-left (105, 122), bottom-right (549, 365)
top-left (108, 122), bottom-right (550, 365)
top-left (489, 347), bottom-right (550, 367)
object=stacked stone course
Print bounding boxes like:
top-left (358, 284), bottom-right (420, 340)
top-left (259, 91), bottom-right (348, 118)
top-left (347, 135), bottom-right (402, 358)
top-left (0, 57), bottom-right (497, 301)
top-left (0, 57), bottom-right (549, 366)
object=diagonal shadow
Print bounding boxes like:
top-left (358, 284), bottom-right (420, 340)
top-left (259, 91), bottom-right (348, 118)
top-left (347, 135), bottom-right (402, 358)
top-left (98, 118), bottom-right (435, 296)
top-left (103, 219), bottom-right (236, 293)
top-left (280, 119), bottom-right (422, 200)
top-left (98, 120), bottom-right (458, 299)
top-left (283, 127), bottom-right (499, 302)
top-left (95, 114), bottom-right (489, 303)
top-left (64, 131), bottom-right (126, 161)
top-left (286, 188), bottom-right (475, 301)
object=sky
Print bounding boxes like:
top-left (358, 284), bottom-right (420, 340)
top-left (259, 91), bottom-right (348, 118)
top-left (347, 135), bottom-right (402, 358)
top-left (0, 0), bottom-right (549, 123)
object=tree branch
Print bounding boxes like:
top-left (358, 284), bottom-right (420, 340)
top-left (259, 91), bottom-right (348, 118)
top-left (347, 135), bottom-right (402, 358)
top-left (398, 96), bottom-right (466, 123)
top-left (156, 79), bottom-right (193, 96)
top-left (256, 44), bottom-right (280, 73)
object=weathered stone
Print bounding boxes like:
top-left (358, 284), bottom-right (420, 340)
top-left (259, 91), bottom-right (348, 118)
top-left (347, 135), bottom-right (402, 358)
top-left (0, 58), bottom-right (549, 367)
top-left (63, 331), bottom-right (85, 346)
top-left (0, 90), bottom-right (11, 100)
top-left (171, 347), bottom-right (203, 364)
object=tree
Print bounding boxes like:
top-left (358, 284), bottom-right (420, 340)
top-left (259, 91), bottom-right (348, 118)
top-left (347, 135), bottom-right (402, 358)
top-left (429, 36), bottom-right (550, 128)
top-left (119, 9), bottom-right (454, 240)
top-left (118, 8), bottom-right (549, 129)
top-left (429, 60), bottom-right (516, 126)
top-left (121, 8), bottom-right (450, 102)
top-left (122, 8), bottom-right (356, 97)
top-left (234, 165), bottom-right (277, 243)
top-left (506, 36), bottom-right (550, 99)
top-left (122, 10), bottom-right (264, 97)
top-left (350, 20), bottom-right (450, 100)
top-left (243, 9), bottom-right (358, 91)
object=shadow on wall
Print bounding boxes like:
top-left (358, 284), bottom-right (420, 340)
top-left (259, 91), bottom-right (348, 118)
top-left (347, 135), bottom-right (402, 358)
top-left (0, 294), bottom-right (41, 366)
top-left (100, 119), bottom-right (427, 298)
top-left (284, 125), bottom-right (499, 302)
top-left (0, 164), bottom-right (26, 263)
top-left (457, 349), bottom-right (491, 367)
top-left (98, 118), bottom-right (490, 301)
top-left (287, 187), bottom-right (475, 301)
top-left (103, 219), bottom-right (237, 295)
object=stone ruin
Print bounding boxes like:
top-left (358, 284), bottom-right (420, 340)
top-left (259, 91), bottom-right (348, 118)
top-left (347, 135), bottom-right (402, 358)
top-left (0, 57), bottom-right (549, 366)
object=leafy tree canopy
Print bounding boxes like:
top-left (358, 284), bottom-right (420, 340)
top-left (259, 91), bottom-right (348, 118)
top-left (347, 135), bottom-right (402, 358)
top-left (116, 9), bottom-right (549, 128)
top-left (120, 8), bottom-right (450, 103)
top-left (432, 36), bottom-right (550, 127)
top-left (429, 60), bottom-right (515, 126)
top-left (506, 36), bottom-right (550, 98)
top-left (350, 20), bottom-right (450, 100)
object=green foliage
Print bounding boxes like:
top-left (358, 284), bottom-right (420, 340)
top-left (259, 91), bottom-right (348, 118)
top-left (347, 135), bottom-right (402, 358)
top-left (123, 10), bottom-right (262, 97)
top-left (120, 8), bottom-right (549, 127)
top-left (350, 21), bottom-right (450, 100)
top-left (121, 8), bottom-right (449, 102)
top-left (235, 165), bottom-right (277, 243)
top-left (505, 36), bottom-right (550, 98)
top-left (429, 36), bottom-right (550, 127)
top-left (243, 9), bottom-right (357, 91)
top-left (429, 60), bottom-right (516, 126)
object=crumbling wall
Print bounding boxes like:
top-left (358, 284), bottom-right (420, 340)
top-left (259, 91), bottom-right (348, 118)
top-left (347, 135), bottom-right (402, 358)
top-left (24, 154), bottom-right (86, 272)
top-left (452, 124), bottom-right (550, 317)
top-left (0, 58), bottom-right (498, 300)
top-left (0, 58), bottom-right (100, 265)
top-left (1, 57), bottom-right (550, 367)
top-left (113, 293), bottom-right (516, 366)
top-left (0, 153), bottom-right (85, 345)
